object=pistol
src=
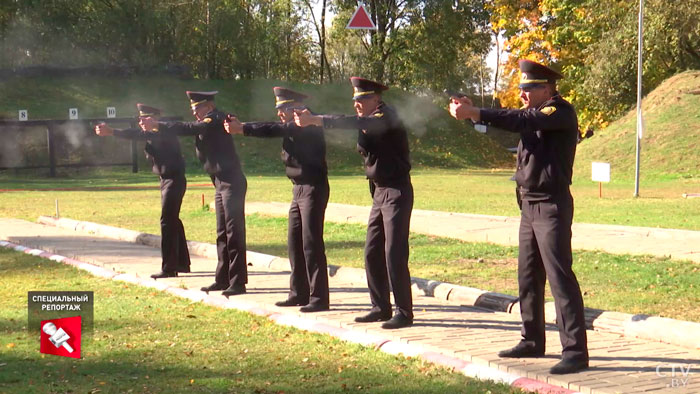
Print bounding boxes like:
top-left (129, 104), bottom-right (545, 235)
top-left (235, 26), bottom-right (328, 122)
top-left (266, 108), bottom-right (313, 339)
top-left (444, 89), bottom-right (468, 99)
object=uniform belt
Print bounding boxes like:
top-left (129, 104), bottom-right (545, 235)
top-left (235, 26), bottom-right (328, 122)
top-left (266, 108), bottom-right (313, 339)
top-left (372, 175), bottom-right (411, 188)
top-left (291, 176), bottom-right (328, 186)
top-left (518, 185), bottom-right (570, 200)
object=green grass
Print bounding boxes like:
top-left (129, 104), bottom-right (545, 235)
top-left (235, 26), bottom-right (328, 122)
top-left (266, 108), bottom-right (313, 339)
top-left (0, 248), bottom-right (521, 393)
top-left (1, 170), bottom-right (699, 322)
top-left (2, 72), bottom-right (699, 232)
top-left (575, 70), bottom-right (700, 181)
top-left (2, 167), bottom-right (699, 230)
top-left (0, 75), bottom-right (513, 173)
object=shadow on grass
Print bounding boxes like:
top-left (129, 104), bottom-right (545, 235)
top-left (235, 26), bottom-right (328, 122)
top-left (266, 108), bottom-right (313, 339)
top-left (0, 349), bottom-right (342, 393)
top-left (0, 343), bottom-right (514, 394)
top-left (246, 240), bottom-right (365, 256)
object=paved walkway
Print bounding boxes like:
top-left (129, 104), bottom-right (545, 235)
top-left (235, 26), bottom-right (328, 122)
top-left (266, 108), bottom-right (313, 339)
top-left (246, 202), bottom-right (700, 263)
top-left (2, 218), bottom-right (699, 394)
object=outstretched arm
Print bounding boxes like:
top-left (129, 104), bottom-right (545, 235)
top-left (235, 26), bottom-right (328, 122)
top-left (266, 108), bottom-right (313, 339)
top-left (95, 122), bottom-right (163, 140)
top-left (225, 116), bottom-right (287, 138)
top-left (480, 104), bottom-right (575, 134)
top-left (141, 116), bottom-right (217, 137)
top-left (242, 121), bottom-right (288, 138)
top-left (294, 108), bottom-right (396, 135)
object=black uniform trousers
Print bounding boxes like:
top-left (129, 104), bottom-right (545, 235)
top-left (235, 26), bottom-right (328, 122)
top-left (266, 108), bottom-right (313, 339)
top-left (286, 181), bottom-right (330, 307)
top-left (518, 192), bottom-right (588, 361)
top-left (365, 182), bottom-right (414, 319)
top-left (160, 175), bottom-right (190, 273)
top-left (212, 172), bottom-right (248, 287)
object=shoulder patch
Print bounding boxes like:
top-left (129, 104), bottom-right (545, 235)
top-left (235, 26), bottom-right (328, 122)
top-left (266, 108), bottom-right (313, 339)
top-left (540, 106), bottom-right (557, 116)
top-left (373, 112), bottom-right (384, 118)
top-left (203, 117), bottom-right (213, 123)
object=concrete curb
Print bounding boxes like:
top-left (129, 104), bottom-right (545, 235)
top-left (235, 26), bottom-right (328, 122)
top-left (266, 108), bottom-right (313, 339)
top-left (36, 216), bottom-right (700, 350)
top-left (0, 238), bottom-right (578, 394)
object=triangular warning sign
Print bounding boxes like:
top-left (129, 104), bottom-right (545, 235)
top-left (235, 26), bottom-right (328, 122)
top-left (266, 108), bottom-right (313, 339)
top-left (346, 5), bottom-right (377, 30)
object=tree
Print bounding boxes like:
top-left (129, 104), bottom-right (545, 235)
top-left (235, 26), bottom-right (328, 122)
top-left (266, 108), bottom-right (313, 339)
top-left (489, 0), bottom-right (700, 128)
top-left (326, 0), bottom-right (491, 93)
top-left (302, 0), bottom-right (333, 83)
top-left (329, 0), bottom-right (421, 81)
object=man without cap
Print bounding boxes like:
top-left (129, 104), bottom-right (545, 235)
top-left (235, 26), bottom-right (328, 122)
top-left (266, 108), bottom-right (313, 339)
top-left (141, 91), bottom-right (248, 296)
top-left (95, 104), bottom-right (191, 279)
top-left (295, 77), bottom-right (414, 329)
top-left (225, 87), bottom-right (330, 313)
top-left (449, 59), bottom-right (589, 374)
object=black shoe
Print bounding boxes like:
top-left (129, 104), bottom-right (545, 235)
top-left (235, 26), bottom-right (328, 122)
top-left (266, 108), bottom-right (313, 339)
top-left (299, 304), bottom-right (329, 313)
top-left (381, 314), bottom-right (413, 329)
top-left (201, 282), bottom-right (228, 292)
top-left (275, 299), bottom-right (307, 307)
top-left (177, 267), bottom-right (191, 273)
top-left (151, 271), bottom-right (177, 279)
top-left (222, 284), bottom-right (246, 296)
top-left (498, 342), bottom-right (545, 358)
top-left (354, 310), bottom-right (392, 323)
top-left (550, 358), bottom-right (589, 374)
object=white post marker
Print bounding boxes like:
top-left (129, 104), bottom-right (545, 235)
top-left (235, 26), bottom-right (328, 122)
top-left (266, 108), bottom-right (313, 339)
top-left (69, 108), bottom-right (79, 120)
top-left (19, 110), bottom-right (28, 121)
top-left (591, 162), bottom-right (611, 198)
top-left (107, 107), bottom-right (116, 118)
top-left (346, 4), bottom-right (377, 30)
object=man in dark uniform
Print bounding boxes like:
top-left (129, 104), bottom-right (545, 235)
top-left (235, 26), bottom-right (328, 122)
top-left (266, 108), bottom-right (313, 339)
top-left (449, 59), bottom-right (589, 374)
top-left (295, 77), bottom-right (413, 329)
top-left (224, 87), bottom-right (330, 313)
top-left (141, 91), bottom-right (248, 296)
top-left (95, 104), bottom-right (191, 279)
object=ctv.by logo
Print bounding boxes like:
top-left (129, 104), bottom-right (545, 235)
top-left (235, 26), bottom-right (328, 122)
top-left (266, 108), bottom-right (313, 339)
top-left (656, 363), bottom-right (693, 388)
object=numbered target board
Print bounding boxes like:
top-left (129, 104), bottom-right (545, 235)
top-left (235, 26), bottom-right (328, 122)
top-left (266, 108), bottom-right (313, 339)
top-left (107, 107), bottom-right (116, 118)
top-left (69, 108), bottom-right (79, 120)
top-left (19, 110), bottom-right (28, 121)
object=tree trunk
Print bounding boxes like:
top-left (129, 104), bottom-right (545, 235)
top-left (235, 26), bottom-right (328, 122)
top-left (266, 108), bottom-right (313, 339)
top-left (205, 1), bottom-right (212, 79)
top-left (320, 0), bottom-right (326, 83)
top-left (286, 0), bottom-right (291, 81)
top-left (492, 30), bottom-right (501, 108)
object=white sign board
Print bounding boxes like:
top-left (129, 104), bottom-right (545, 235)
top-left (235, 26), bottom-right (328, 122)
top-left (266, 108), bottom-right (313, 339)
top-left (107, 107), bottom-right (116, 118)
top-left (591, 162), bottom-right (610, 183)
top-left (19, 110), bottom-right (28, 121)
top-left (69, 108), bottom-right (79, 120)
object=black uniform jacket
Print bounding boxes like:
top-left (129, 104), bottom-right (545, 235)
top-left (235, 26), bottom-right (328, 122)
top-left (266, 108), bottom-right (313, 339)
top-left (243, 121), bottom-right (327, 185)
top-left (480, 94), bottom-right (578, 200)
top-left (321, 102), bottom-right (411, 186)
top-left (114, 128), bottom-right (185, 178)
top-left (157, 109), bottom-right (243, 176)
